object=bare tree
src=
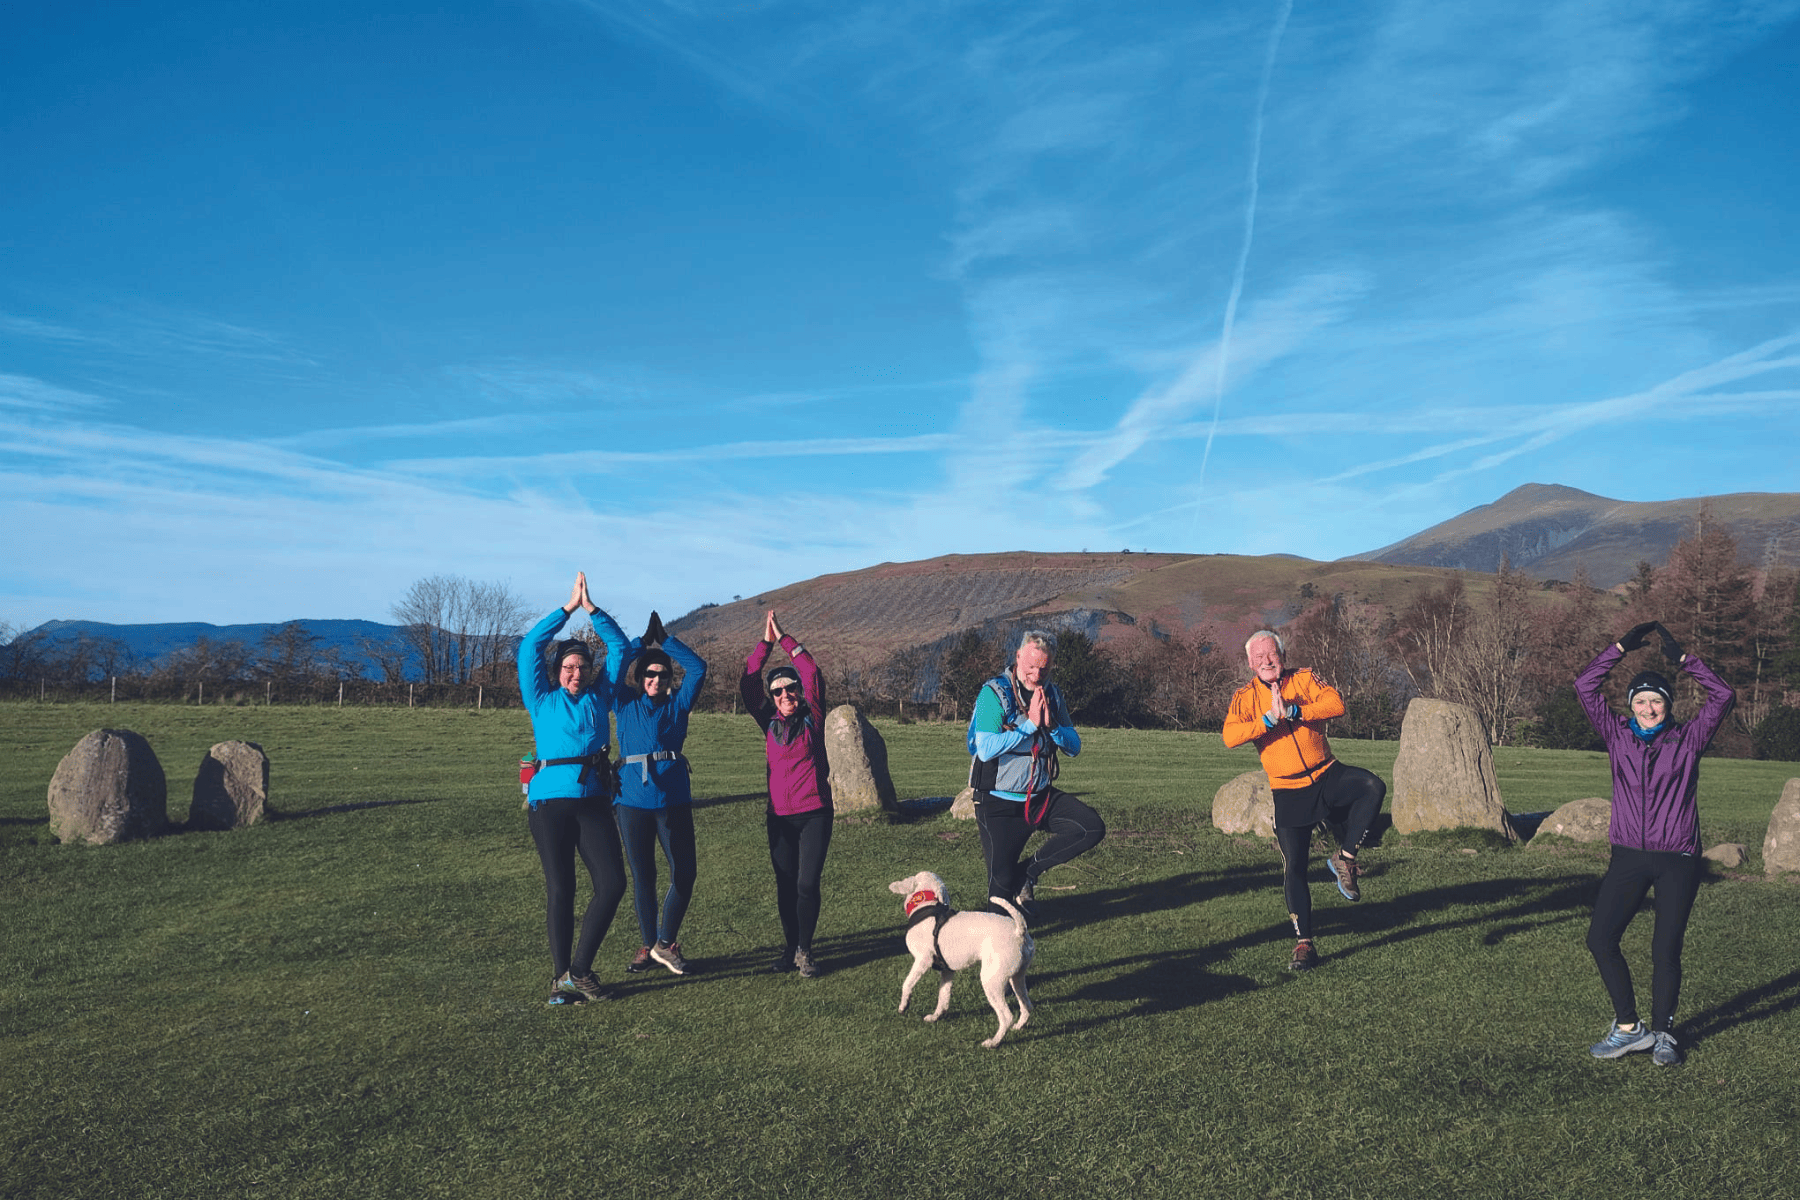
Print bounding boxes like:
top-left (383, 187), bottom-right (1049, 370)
top-left (392, 575), bottom-right (532, 684)
top-left (1441, 559), bottom-right (1533, 745)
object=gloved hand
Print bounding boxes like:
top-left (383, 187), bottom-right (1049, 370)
top-left (643, 611), bottom-right (667, 645)
top-left (1655, 622), bottom-right (1684, 664)
top-left (1617, 621), bottom-right (1658, 652)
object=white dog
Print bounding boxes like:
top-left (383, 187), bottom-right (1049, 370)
top-left (888, 870), bottom-right (1034, 1048)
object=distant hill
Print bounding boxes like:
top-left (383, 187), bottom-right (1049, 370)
top-left (664, 550), bottom-right (1498, 679)
top-left (1348, 484), bottom-right (1800, 587)
top-left (22, 618), bottom-right (417, 680)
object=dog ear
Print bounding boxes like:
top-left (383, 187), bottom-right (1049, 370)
top-left (888, 878), bottom-right (913, 894)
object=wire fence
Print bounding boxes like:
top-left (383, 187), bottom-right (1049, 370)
top-left (0, 677), bottom-right (525, 708)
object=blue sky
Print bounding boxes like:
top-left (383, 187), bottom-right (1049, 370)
top-left (4, 0), bottom-right (1799, 632)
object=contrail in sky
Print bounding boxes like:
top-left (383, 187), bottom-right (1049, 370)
top-left (1190, 0), bottom-right (1293, 539)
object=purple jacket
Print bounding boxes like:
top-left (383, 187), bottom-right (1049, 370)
top-left (1575, 644), bottom-right (1735, 854)
top-left (741, 635), bottom-right (832, 817)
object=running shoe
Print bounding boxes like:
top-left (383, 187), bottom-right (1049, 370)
top-left (651, 941), bottom-right (688, 975)
top-left (793, 948), bottom-right (821, 978)
top-left (1589, 1022), bottom-right (1656, 1058)
top-left (1326, 851), bottom-right (1361, 902)
top-left (1652, 1031), bottom-right (1684, 1067)
top-left (1288, 940), bottom-right (1318, 971)
top-left (626, 945), bottom-right (653, 973)
top-left (565, 970), bottom-right (609, 1002)
top-left (767, 949), bottom-right (796, 973)
top-left (548, 973), bottom-right (583, 1006)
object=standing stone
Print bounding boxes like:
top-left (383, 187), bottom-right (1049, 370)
top-left (951, 787), bottom-right (977, 820)
top-left (47, 729), bottom-right (169, 845)
top-left (1529, 797), bottom-right (1612, 846)
top-left (1763, 779), bottom-right (1800, 878)
top-left (1212, 770), bottom-right (1276, 838)
top-left (190, 741), bottom-right (270, 830)
top-left (824, 704), bottom-right (899, 814)
top-left (1391, 698), bottom-right (1514, 840)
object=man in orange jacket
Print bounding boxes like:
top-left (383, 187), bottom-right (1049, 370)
top-left (1223, 630), bottom-right (1386, 971)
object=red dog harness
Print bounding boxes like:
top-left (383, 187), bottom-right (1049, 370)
top-left (903, 890), bottom-right (954, 973)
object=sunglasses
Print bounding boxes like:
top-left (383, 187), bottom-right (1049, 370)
top-left (642, 670), bottom-right (669, 680)
top-left (771, 684), bottom-right (803, 697)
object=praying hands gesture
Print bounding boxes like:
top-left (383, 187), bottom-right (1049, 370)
top-left (1267, 677), bottom-right (1287, 726)
top-left (764, 610), bottom-right (786, 644)
top-left (1028, 683), bottom-right (1054, 730)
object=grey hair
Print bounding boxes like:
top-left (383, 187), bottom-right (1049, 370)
top-left (1017, 629), bottom-right (1058, 658)
top-left (1244, 629), bottom-right (1285, 657)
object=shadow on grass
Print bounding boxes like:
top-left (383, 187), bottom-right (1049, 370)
top-left (0, 815), bottom-right (49, 826)
top-left (1685, 967), bottom-right (1800, 1044)
top-left (1307, 872), bottom-right (1600, 960)
top-left (693, 792), bottom-right (764, 810)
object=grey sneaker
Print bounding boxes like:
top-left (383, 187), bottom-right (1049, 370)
top-left (766, 949), bottom-right (796, 973)
top-left (1590, 1022), bottom-right (1656, 1058)
top-left (1288, 940), bottom-right (1318, 971)
top-left (1326, 851), bottom-right (1361, 902)
top-left (1652, 1030), bottom-right (1683, 1067)
top-left (793, 948), bottom-right (820, 978)
top-left (559, 970), bottom-right (609, 1002)
top-left (650, 941), bottom-right (688, 975)
top-left (626, 945), bottom-right (654, 973)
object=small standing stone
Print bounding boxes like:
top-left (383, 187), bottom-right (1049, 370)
top-left (823, 704), bottom-right (899, 814)
top-left (1763, 779), bottom-right (1800, 878)
top-left (190, 740), bottom-right (270, 830)
top-left (47, 729), bottom-right (169, 845)
top-left (1212, 770), bottom-right (1276, 838)
top-left (951, 786), bottom-right (977, 820)
top-left (1702, 843), bottom-right (1746, 869)
top-left (1391, 698), bottom-right (1514, 841)
top-left (1529, 797), bottom-right (1612, 846)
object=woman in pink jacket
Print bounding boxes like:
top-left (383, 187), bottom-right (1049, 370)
top-left (741, 610), bottom-right (832, 977)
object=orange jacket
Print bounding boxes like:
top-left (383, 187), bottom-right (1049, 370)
top-left (1222, 668), bottom-right (1344, 789)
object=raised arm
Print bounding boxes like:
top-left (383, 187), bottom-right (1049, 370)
top-left (665, 632), bottom-right (708, 715)
top-left (742, 637), bottom-right (775, 728)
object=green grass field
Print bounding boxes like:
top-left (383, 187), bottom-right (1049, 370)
top-left (4, 704), bottom-right (1798, 1199)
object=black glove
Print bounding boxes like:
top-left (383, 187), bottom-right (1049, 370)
top-left (1617, 621), bottom-right (1657, 652)
top-left (643, 611), bottom-right (666, 646)
top-left (1655, 622), bottom-right (1683, 664)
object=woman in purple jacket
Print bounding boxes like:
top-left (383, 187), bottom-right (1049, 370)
top-left (741, 610), bottom-right (832, 977)
top-left (1576, 620), bottom-right (1735, 1066)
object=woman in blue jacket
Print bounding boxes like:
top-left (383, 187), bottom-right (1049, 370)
top-left (1576, 620), bottom-right (1735, 1066)
top-left (518, 571), bottom-right (630, 1005)
top-left (613, 610), bottom-right (707, 976)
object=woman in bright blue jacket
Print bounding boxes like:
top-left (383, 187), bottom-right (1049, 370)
top-left (612, 610), bottom-right (707, 976)
top-left (518, 571), bottom-right (630, 1006)
top-left (1576, 619), bottom-right (1734, 1066)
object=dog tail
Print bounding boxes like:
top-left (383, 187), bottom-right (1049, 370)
top-left (989, 896), bottom-right (1029, 933)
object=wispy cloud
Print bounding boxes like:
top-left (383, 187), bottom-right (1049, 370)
top-left (0, 374), bottom-right (107, 412)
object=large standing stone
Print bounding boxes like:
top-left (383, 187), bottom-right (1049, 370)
top-left (1212, 770), bottom-right (1275, 838)
top-left (951, 787), bottom-right (977, 820)
top-left (824, 704), bottom-right (899, 814)
top-left (1763, 779), bottom-right (1800, 878)
top-left (1391, 698), bottom-right (1514, 840)
top-left (1529, 797), bottom-right (1611, 846)
top-left (47, 729), bottom-right (168, 845)
top-left (190, 741), bottom-right (270, 830)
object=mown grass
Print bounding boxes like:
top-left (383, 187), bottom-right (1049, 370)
top-left (3, 704), bottom-right (1798, 1200)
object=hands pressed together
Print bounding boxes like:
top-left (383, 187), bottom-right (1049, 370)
top-left (1618, 620), bottom-right (1684, 663)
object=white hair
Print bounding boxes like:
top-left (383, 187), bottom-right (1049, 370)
top-left (1244, 629), bottom-right (1285, 657)
top-left (1017, 629), bottom-right (1058, 658)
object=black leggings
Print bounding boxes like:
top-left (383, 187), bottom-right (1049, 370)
top-left (1586, 846), bottom-right (1701, 1032)
top-left (527, 796), bottom-right (626, 976)
top-left (974, 788), bottom-right (1107, 901)
top-left (615, 803), bottom-right (697, 947)
top-left (766, 808), bottom-right (832, 953)
top-left (1274, 764), bottom-right (1384, 940)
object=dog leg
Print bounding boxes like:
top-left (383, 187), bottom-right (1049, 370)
top-left (924, 970), bottom-right (954, 1023)
top-left (978, 965), bottom-right (1016, 1048)
top-left (897, 956), bottom-right (933, 1014)
top-left (1010, 970), bottom-right (1033, 1031)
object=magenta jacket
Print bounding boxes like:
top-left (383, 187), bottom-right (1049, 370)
top-left (741, 635), bottom-right (833, 817)
top-left (1575, 644), bottom-right (1735, 855)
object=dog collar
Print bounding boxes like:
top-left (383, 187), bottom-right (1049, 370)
top-left (903, 889), bottom-right (941, 919)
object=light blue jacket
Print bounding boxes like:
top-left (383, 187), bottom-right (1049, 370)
top-left (517, 606), bottom-right (629, 807)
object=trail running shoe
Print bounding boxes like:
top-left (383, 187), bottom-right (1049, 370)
top-left (626, 945), bottom-right (654, 973)
top-left (1326, 852), bottom-right (1361, 902)
top-left (563, 970), bottom-right (610, 1002)
top-left (1652, 1031), bottom-right (1684, 1067)
top-left (651, 941), bottom-right (688, 975)
top-left (794, 948), bottom-right (821, 978)
top-left (1590, 1022), bottom-right (1656, 1058)
top-left (1288, 941), bottom-right (1318, 972)
top-left (548, 974), bottom-right (583, 1006)
top-left (767, 949), bottom-right (797, 973)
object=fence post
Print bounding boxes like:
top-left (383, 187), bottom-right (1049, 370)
top-left (338, 681), bottom-right (344, 708)
top-left (111, 676), bottom-right (116, 703)
top-left (409, 682), bottom-right (414, 708)
top-left (199, 681), bottom-right (204, 706)
top-left (267, 680), bottom-right (272, 706)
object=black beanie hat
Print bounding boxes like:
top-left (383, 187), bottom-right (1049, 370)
top-left (766, 665), bottom-right (801, 692)
top-left (1626, 670), bottom-right (1672, 705)
top-left (554, 638), bottom-right (593, 666)
top-left (630, 647), bottom-right (673, 689)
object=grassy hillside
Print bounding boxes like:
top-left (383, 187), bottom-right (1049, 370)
top-left (4, 704), bottom-right (1798, 1199)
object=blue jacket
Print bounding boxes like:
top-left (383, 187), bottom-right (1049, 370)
top-left (612, 634), bottom-right (707, 810)
top-left (1575, 644), bottom-right (1735, 854)
top-left (967, 671), bottom-right (1079, 800)
top-left (517, 606), bottom-right (629, 807)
